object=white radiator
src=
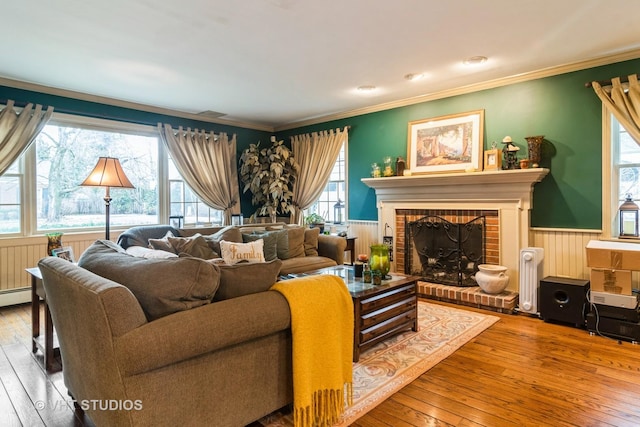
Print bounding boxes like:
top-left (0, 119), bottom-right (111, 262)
top-left (519, 247), bottom-right (544, 314)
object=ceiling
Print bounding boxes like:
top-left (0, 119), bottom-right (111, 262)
top-left (3, 0), bottom-right (640, 129)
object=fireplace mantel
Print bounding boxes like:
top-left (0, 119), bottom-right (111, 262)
top-left (361, 168), bottom-right (549, 208)
top-left (361, 168), bottom-right (549, 292)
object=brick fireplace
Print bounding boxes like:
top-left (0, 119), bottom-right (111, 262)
top-left (362, 168), bottom-right (549, 293)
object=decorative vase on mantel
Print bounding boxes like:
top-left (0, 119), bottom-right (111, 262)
top-left (525, 135), bottom-right (544, 168)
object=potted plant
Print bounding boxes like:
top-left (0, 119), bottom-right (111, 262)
top-left (304, 213), bottom-right (326, 233)
top-left (239, 137), bottom-right (299, 223)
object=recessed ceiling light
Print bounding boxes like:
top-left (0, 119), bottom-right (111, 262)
top-left (463, 56), bottom-right (488, 66)
top-left (404, 73), bottom-right (425, 81)
top-left (357, 85), bottom-right (377, 92)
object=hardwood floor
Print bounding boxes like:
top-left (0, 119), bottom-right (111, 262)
top-left (2, 299), bottom-right (640, 426)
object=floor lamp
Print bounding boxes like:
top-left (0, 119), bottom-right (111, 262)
top-left (81, 157), bottom-right (135, 240)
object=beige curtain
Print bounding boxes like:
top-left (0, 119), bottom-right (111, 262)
top-left (592, 74), bottom-right (640, 144)
top-left (290, 127), bottom-right (348, 224)
top-left (158, 124), bottom-right (240, 225)
top-left (0, 100), bottom-right (54, 175)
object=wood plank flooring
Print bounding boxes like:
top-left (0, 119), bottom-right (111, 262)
top-left (2, 299), bottom-right (640, 426)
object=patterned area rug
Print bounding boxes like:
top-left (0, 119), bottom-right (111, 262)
top-left (257, 301), bottom-right (499, 426)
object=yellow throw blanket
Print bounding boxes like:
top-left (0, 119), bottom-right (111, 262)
top-left (271, 274), bottom-right (353, 427)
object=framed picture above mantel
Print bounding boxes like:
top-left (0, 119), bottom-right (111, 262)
top-left (407, 109), bottom-right (484, 174)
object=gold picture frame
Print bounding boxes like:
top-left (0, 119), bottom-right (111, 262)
top-left (407, 109), bottom-right (484, 174)
top-left (483, 149), bottom-right (501, 171)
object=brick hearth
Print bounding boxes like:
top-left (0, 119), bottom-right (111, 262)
top-left (418, 281), bottom-right (518, 314)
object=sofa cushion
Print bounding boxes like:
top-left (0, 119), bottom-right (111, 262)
top-left (279, 256), bottom-right (337, 275)
top-left (148, 230), bottom-right (175, 253)
top-left (125, 246), bottom-right (178, 259)
top-left (78, 240), bottom-right (220, 321)
top-left (202, 225), bottom-right (243, 255)
top-left (242, 231), bottom-right (278, 261)
top-left (168, 233), bottom-right (219, 259)
top-left (214, 259), bottom-right (282, 301)
top-left (275, 226), bottom-right (305, 260)
top-left (219, 239), bottom-right (265, 265)
top-left (303, 227), bottom-right (320, 256)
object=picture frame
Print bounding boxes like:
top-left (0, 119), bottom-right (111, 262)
top-left (52, 246), bottom-right (75, 262)
top-left (407, 109), bottom-right (484, 174)
top-left (483, 149), bottom-right (501, 171)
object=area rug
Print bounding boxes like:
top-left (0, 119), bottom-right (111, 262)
top-left (257, 301), bottom-right (499, 426)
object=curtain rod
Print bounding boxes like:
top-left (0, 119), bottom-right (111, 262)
top-left (584, 74), bottom-right (637, 88)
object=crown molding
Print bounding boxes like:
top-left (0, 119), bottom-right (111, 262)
top-left (0, 76), bottom-right (275, 132)
top-left (275, 49), bottom-right (640, 131)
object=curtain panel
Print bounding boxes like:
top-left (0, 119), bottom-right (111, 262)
top-left (0, 100), bottom-right (54, 175)
top-left (592, 74), bottom-right (640, 144)
top-left (290, 126), bottom-right (348, 225)
top-left (158, 124), bottom-right (240, 225)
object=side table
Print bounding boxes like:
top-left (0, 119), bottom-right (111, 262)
top-left (344, 236), bottom-right (357, 265)
top-left (27, 267), bottom-right (60, 372)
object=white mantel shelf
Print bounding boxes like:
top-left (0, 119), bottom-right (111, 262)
top-left (362, 168), bottom-right (549, 200)
top-left (361, 168), bottom-right (550, 293)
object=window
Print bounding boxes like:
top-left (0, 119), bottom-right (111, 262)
top-left (168, 157), bottom-right (222, 226)
top-left (609, 115), bottom-right (640, 237)
top-left (305, 143), bottom-right (346, 224)
top-left (35, 123), bottom-right (159, 231)
top-left (0, 113), bottom-right (223, 236)
top-left (0, 161), bottom-right (21, 234)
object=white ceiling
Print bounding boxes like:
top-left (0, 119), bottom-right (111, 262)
top-left (3, 0), bottom-right (640, 129)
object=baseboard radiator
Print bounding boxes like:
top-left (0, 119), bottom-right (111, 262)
top-left (347, 220), bottom-right (378, 258)
top-left (519, 247), bottom-right (545, 314)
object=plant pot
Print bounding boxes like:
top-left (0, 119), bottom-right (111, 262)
top-left (475, 264), bottom-right (509, 294)
top-left (310, 222), bottom-right (325, 233)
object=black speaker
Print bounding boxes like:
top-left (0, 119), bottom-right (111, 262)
top-left (539, 276), bottom-right (590, 327)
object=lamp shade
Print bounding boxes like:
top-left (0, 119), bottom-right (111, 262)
top-left (81, 157), bottom-right (135, 188)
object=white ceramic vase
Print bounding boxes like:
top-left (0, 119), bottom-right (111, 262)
top-left (475, 264), bottom-right (509, 294)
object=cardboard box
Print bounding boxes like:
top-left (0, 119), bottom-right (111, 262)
top-left (586, 240), bottom-right (640, 270)
top-left (589, 268), bottom-right (632, 295)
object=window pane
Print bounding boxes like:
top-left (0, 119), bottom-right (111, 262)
top-left (0, 176), bottom-right (20, 233)
top-left (618, 130), bottom-right (640, 164)
top-left (35, 125), bottom-right (159, 231)
top-left (305, 143), bottom-right (346, 224)
top-left (619, 166), bottom-right (640, 200)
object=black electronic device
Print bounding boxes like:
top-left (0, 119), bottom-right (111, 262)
top-left (592, 303), bottom-right (640, 323)
top-left (539, 276), bottom-right (590, 327)
top-left (586, 312), bottom-right (640, 343)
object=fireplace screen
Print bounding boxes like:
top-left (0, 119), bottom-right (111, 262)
top-left (405, 215), bottom-right (485, 286)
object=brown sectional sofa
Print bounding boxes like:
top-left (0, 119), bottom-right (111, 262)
top-left (36, 223), bottom-right (350, 426)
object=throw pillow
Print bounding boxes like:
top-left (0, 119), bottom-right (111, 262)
top-left (242, 231), bottom-right (278, 261)
top-left (168, 233), bottom-right (219, 259)
top-left (202, 225), bottom-right (243, 255)
top-left (304, 227), bottom-right (320, 256)
top-left (276, 226), bottom-right (305, 260)
top-left (219, 239), bottom-right (265, 265)
top-left (214, 259), bottom-right (283, 301)
top-left (148, 230), bottom-right (176, 253)
top-left (125, 246), bottom-right (178, 259)
top-left (78, 240), bottom-right (220, 321)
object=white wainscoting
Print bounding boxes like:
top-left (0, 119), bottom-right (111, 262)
top-left (0, 232), bottom-right (104, 307)
top-left (347, 220), bottom-right (378, 258)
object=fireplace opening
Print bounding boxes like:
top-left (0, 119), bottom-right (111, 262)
top-left (405, 215), bottom-right (485, 287)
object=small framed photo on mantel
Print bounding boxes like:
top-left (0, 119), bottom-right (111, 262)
top-left (483, 149), bottom-right (501, 171)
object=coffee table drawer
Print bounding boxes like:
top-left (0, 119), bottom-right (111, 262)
top-left (360, 284), bottom-right (415, 314)
top-left (360, 297), bottom-right (415, 329)
top-left (360, 310), bottom-right (417, 343)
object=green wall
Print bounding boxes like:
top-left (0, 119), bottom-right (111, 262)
top-left (0, 85), bottom-right (272, 215)
top-left (279, 58), bottom-right (640, 229)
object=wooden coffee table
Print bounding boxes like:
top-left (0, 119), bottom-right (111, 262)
top-left (309, 266), bottom-right (419, 362)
